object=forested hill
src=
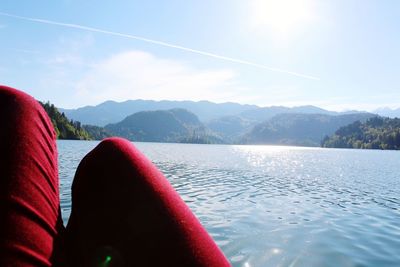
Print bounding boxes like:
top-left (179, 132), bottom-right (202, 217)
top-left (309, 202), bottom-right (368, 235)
top-left (40, 101), bottom-right (92, 140)
top-left (240, 113), bottom-right (375, 146)
top-left (105, 108), bottom-right (223, 143)
top-left (321, 117), bottom-right (400, 150)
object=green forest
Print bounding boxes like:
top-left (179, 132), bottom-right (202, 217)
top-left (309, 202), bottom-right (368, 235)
top-left (40, 101), bottom-right (92, 140)
top-left (321, 117), bottom-right (400, 150)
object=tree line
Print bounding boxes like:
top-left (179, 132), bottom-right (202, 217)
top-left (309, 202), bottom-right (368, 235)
top-left (322, 117), bottom-right (400, 150)
top-left (40, 101), bottom-right (92, 140)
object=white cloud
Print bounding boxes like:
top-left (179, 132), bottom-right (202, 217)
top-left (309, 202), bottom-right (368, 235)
top-left (74, 50), bottom-right (245, 105)
top-left (0, 12), bottom-right (318, 80)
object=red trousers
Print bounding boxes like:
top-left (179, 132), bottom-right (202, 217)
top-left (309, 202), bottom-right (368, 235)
top-left (0, 85), bottom-right (230, 267)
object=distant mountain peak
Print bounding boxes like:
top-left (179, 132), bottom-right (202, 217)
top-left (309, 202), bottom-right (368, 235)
top-left (373, 107), bottom-right (400, 118)
top-left (61, 99), bottom-right (259, 126)
top-left (61, 98), bottom-right (370, 127)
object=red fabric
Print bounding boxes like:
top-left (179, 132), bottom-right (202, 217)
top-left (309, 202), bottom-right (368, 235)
top-left (0, 85), bottom-right (64, 267)
top-left (0, 85), bottom-right (230, 266)
top-left (65, 137), bottom-right (230, 267)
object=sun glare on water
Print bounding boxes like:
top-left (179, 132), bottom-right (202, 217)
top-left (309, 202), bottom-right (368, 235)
top-left (250, 0), bottom-right (316, 36)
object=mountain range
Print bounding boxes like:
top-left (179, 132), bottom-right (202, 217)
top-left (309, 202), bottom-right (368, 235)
top-left (61, 99), bottom-right (376, 126)
top-left (57, 99), bottom-right (382, 146)
top-left (61, 100), bottom-right (258, 126)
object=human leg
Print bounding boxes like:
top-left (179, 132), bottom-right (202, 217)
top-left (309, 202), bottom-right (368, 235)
top-left (64, 137), bottom-right (230, 267)
top-left (0, 86), bottom-right (64, 267)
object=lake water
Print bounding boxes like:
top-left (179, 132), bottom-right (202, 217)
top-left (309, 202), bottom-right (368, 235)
top-left (58, 140), bottom-right (400, 267)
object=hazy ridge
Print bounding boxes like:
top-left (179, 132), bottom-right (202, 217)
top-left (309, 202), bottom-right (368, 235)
top-left (55, 99), bottom-right (387, 147)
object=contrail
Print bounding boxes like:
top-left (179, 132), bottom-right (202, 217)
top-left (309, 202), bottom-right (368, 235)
top-left (0, 11), bottom-right (320, 80)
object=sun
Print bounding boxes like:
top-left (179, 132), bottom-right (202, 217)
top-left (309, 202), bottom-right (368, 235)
top-left (249, 0), bottom-right (316, 36)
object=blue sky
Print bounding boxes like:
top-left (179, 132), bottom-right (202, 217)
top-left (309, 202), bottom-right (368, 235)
top-left (0, 0), bottom-right (399, 111)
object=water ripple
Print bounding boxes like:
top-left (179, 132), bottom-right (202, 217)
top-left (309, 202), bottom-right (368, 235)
top-left (58, 141), bottom-right (400, 267)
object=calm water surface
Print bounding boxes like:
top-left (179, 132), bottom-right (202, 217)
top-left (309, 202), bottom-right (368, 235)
top-left (58, 140), bottom-right (400, 267)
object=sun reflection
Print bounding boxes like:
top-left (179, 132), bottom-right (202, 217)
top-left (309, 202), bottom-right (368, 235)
top-left (233, 144), bottom-right (316, 168)
top-left (272, 248), bottom-right (281, 254)
top-left (233, 144), bottom-right (316, 153)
